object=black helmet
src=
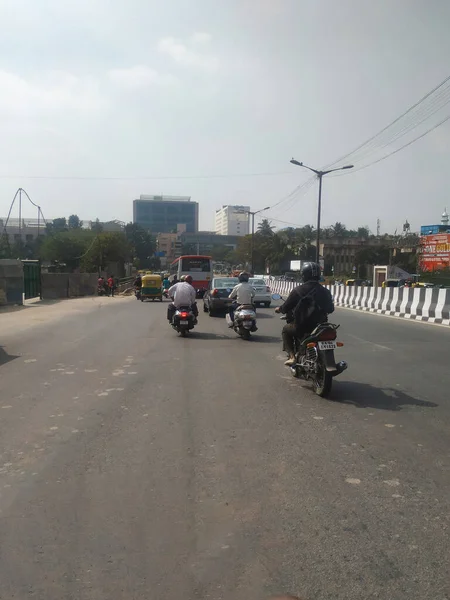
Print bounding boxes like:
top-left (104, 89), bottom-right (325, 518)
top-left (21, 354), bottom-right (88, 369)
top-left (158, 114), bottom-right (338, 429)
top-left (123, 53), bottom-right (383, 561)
top-left (238, 271), bottom-right (250, 282)
top-left (301, 262), bottom-right (321, 282)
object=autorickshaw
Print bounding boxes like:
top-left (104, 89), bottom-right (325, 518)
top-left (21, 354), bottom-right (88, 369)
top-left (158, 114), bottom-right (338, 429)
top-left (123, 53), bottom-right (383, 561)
top-left (141, 273), bottom-right (163, 302)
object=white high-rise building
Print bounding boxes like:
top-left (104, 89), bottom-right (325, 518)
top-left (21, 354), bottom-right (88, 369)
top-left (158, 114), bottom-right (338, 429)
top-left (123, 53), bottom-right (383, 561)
top-left (215, 205), bottom-right (250, 236)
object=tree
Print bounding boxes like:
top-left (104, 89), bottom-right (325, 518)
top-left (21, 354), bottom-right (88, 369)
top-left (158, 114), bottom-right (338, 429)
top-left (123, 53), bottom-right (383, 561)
top-left (356, 226), bottom-right (370, 239)
top-left (46, 217), bottom-right (67, 235)
top-left (92, 219), bottom-right (103, 233)
top-left (40, 230), bottom-right (94, 270)
top-left (68, 214), bottom-right (83, 229)
top-left (124, 223), bottom-right (156, 269)
top-left (81, 232), bottom-right (131, 272)
top-left (331, 222), bottom-right (347, 237)
top-left (257, 218), bottom-right (275, 236)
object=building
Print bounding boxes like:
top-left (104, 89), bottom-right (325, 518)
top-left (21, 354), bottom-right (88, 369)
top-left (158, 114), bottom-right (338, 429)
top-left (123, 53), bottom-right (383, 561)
top-left (0, 217), bottom-right (48, 245)
top-left (318, 236), bottom-right (391, 276)
top-left (87, 220), bottom-right (125, 232)
top-left (179, 231), bottom-right (239, 256)
top-left (156, 233), bottom-right (178, 263)
top-left (215, 205), bottom-right (250, 236)
top-left (133, 195), bottom-right (198, 234)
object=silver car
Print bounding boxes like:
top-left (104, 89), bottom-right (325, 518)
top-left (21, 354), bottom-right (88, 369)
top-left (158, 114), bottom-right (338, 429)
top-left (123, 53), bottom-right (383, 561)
top-left (249, 278), bottom-right (271, 307)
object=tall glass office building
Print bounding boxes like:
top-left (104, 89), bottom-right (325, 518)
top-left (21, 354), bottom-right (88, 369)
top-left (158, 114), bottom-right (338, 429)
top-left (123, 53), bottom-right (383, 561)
top-left (133, 195), bottom-right (199, 234)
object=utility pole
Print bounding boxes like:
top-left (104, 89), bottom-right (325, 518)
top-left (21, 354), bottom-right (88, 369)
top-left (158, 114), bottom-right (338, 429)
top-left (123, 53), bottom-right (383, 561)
top-left (246, 207), bottom-right (270, 274)
top-left (290, 159), bottom-right (354, 264)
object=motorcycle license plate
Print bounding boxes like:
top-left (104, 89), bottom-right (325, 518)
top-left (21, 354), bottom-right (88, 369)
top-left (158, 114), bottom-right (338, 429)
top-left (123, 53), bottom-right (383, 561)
top-left (180, 320), bottom-right (189, 325)
top-left (318, 341), bottom-right (337, 350)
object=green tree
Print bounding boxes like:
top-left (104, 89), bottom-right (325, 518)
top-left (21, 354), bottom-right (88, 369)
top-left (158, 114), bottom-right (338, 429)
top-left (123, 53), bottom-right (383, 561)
top-left (81, 232), bottom-right (131, 272)
top-left (40, 230), bottom-right (94, 270)
top-left (125, 223), bottom-right (156, 269)
top-left (331, 222), bottom-right (347, 237)
top-left (46, 217), bottom-right (68, 235)
top-left (257, 218), bottom-right (275, 236)
top-left (68, 214), bottom-right (83, 229)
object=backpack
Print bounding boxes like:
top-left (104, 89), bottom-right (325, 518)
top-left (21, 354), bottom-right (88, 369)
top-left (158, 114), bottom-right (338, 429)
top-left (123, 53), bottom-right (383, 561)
top-left (293, 283), bottom-right (333, 326)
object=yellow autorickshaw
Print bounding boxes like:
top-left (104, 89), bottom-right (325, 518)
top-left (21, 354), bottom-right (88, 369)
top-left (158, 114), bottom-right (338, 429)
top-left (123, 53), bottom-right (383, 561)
top-left (141, 273), bottom-right (163, 302)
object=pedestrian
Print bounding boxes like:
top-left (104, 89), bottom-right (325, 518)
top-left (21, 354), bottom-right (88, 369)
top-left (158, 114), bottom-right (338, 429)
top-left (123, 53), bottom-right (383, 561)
top-left (107, 274), bottom-right (116, 297)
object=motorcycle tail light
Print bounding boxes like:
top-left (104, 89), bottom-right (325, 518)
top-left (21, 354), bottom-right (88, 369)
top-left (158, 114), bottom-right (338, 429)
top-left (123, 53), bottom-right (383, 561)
top-left (243, 315), bottom-right (253, 320)
top-left (318, 329), bottom-right (337, 341)
top-left (180, 312), bottom-right (189, 318)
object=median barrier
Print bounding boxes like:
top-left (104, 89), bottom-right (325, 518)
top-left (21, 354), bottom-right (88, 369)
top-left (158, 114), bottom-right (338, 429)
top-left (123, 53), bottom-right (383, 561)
top-left (265, 279), bottom-right (450, 326)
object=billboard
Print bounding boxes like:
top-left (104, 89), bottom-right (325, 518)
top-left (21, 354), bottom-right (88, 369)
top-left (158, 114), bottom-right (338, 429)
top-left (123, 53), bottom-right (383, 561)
top-left (419, 233), bottom-right (450, 271)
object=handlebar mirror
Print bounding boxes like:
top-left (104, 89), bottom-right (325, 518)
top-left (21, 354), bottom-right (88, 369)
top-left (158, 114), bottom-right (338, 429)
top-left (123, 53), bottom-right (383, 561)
top-left (271, 293), bottom-right (281, 300)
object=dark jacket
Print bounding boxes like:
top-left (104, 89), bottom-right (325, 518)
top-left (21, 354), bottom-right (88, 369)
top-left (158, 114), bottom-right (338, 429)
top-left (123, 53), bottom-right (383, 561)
top-left (280, 281), bottom-right (334, 334)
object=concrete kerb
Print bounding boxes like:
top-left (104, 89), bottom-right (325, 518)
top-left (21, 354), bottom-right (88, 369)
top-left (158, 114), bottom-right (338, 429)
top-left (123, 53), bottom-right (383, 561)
top-left (264, 279), bottom-right (450, 327)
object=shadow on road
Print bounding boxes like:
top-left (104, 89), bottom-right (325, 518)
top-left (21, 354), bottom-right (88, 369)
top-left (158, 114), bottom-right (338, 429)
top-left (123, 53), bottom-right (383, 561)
top-left (0, 346), bottom-right (20, 367)
top-left (189, 331), bottom-right (231, 340)
top-left (250, 335), bottom-right (281, 344)
top-left (333, 381), bottom-right (438, 411)
top-left (0, 299), bottom-right (63, 315)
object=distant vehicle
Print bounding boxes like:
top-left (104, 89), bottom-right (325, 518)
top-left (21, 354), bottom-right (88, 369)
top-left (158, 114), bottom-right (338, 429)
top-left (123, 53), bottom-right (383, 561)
top-left (203, 277), bottom-right (239, 317)
top-left (249, 277), bottom-right (272, 307)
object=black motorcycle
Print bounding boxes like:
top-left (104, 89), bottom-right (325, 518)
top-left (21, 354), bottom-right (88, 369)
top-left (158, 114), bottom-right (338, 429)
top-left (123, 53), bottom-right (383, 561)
top-left (274, 294), bottom-right (347, 398)
top-left (171, 305), bottom-right (196, 337)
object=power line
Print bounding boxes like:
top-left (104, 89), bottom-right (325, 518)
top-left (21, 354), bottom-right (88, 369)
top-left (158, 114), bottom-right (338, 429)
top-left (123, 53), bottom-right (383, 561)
top-left (335, 113), bottom-right (450, 175)
top-left (0, 170), bottom-right (295, 181)
top-left (326, 73), bottom-right (450, 169)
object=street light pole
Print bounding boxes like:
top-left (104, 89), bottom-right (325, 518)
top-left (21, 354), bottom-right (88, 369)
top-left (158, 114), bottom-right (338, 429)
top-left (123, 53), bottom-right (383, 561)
top-left (290, 159), bottom-right (353, 264)
top-left (247, 206), bottom-right (270, 275)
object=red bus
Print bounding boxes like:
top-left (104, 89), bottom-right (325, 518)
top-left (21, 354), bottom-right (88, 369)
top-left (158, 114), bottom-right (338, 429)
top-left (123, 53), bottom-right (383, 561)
top-left (170, 255), bottom-right (213, 292)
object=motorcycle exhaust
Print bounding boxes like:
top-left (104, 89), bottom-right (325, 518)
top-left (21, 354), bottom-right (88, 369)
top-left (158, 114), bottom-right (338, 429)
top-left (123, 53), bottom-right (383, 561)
top-left (335, 360), bottom-right (348, 375)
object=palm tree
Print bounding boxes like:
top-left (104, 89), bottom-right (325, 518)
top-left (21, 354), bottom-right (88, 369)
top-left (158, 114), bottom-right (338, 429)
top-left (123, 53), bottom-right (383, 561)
top-left (331, 222), bottom-right (347, 237)
top-left (257, 218), bottom-right (275, 236)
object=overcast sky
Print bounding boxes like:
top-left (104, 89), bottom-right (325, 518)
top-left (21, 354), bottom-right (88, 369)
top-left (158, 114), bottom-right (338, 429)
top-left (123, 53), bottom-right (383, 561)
top-left (1, 0), bottom-right (449, 234)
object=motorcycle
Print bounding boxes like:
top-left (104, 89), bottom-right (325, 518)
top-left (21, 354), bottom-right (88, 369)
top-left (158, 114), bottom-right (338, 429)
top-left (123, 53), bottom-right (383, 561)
top-left (97, 285), bottom-right (107, 296)
top-left (226, 304), bottom-right (257, 340)
top-left (171, 305), bottom-right (196, 337)
top-left (273, 294), bottom-right (347, 398)
top-left (135, 287), bottom-right (141, 300)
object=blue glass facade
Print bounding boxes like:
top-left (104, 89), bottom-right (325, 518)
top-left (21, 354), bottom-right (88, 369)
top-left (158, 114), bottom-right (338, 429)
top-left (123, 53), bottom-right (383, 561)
top-left (133, 197), bottom-right (199, 233)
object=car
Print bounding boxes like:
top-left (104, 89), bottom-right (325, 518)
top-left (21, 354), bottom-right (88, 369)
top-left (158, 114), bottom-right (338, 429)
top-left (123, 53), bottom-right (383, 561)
top-left (249, 277), bottom-right (272, 307)
top-left (203, 277), bottom-right (239, 317)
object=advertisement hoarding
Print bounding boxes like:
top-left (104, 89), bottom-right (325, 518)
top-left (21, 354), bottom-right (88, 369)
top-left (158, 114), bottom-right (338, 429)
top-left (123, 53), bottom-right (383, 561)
top-left (419, 233), bottom-right (450, 271)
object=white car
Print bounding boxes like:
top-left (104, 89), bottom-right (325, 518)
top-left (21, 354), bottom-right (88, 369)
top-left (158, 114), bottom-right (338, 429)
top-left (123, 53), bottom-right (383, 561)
top-left (249, 278), bottom-right (272, 307)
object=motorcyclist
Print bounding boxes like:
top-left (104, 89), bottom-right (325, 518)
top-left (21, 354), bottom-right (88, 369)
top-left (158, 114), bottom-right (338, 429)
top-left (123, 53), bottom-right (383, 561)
top-left (167, 275), bottom-right (198, 324)
top-left (275, 262), bottom-right (334, 366)
top-left (228, 271), bottom-right (255, 327)
top-left (134, 273), bottom-right (142, 289)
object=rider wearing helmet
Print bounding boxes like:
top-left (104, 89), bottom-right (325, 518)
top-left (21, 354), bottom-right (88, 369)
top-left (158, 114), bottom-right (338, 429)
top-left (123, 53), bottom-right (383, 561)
top-left (167, 274), bottom-right (199, 323)
top-left (228, 271), bottom-right (256, 327)
top-left (275, 262), bottom-right (334, 366)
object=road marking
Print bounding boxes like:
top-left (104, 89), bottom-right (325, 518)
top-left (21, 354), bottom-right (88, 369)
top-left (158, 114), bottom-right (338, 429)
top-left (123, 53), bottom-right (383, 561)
top-left (24, 358), bottom-right (37, 363)
top-left (383, 479), bottom-right (400, 487)
top-left (2, 405), bottom-right (12, 409)
top-left (385, 424), bottom-right (396, 428)
top-left (98, 392), bottom-right (109, 397)
top-left (84, 369), bottom-right (98, 373)
top-left (49, 426), bottom-right (58, 431)
top-left (313, 416), bottom-right (324, 420)
top-left (112, 370), bottom-right (125, 376)
top-left (127, 371), bottom-right (138, 375)
top-left (346, 333), bottom-right (392, 351)
top-left (346, 478), bottom-right (361, 485)
top-left (62, 371), bottom-right (75, 375)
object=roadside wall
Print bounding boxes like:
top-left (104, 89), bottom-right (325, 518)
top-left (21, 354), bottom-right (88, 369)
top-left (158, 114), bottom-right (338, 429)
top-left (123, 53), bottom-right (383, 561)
top-left (41, 273), bottom-right (98, 299)
top-left (0, 259), bottom-right (24, 306)
top-left (265, 279), bottom-right (450, 326)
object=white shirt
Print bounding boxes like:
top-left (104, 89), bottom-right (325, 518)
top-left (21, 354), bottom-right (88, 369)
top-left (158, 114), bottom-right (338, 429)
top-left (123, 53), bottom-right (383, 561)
top-left (168, 282), bottom-right (196, 307)
top-left (229, 282), bottom-right (255, 305)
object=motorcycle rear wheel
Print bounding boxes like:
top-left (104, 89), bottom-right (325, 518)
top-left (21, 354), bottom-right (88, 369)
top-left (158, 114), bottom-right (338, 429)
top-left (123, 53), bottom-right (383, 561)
top-left (313, 359), bottom-right (332, 398)
top-left (241, 328), bottom-right (251, 340)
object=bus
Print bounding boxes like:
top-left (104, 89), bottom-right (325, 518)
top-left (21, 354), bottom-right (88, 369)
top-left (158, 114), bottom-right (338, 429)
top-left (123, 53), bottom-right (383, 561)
top-left (170, 255), bottom-right (213, 294)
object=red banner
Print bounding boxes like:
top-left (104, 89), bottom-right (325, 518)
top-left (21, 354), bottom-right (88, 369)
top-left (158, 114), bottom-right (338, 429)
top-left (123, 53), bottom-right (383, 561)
top-left (420, 233), bottom-right (450, 271)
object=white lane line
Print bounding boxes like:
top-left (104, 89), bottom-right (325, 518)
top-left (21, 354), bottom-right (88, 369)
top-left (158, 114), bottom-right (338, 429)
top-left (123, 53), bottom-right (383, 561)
top-left (346, 478), bottom-right (361, 485)
top-left (346, 333), bottom-right (392, 351)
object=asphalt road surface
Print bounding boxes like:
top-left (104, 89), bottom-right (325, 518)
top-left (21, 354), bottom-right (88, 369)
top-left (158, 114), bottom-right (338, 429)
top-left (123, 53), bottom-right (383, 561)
top-left (1, 297), bottom-right (449, 600)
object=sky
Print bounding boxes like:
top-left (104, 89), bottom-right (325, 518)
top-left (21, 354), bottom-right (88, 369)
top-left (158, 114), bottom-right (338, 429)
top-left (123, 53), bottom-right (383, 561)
top-left (0, 0), bottom-right (449, 234)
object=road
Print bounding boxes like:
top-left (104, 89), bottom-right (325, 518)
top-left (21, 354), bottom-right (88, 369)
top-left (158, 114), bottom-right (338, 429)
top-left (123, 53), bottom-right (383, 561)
top-left (1, 296), bottom-right (449, 600)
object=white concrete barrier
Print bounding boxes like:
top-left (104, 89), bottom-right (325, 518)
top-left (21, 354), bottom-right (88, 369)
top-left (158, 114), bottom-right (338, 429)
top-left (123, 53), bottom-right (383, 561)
top-left (265, 279), bottom-right (450, 326)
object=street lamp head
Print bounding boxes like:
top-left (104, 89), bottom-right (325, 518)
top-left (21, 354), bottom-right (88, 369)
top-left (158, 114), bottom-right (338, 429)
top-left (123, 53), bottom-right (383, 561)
top-left (263, 206), bottom-right (270, 211)
top-left (342, 164), bottom-right (354, 170)
top-left (290, 159), bottom-right (303, 167)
